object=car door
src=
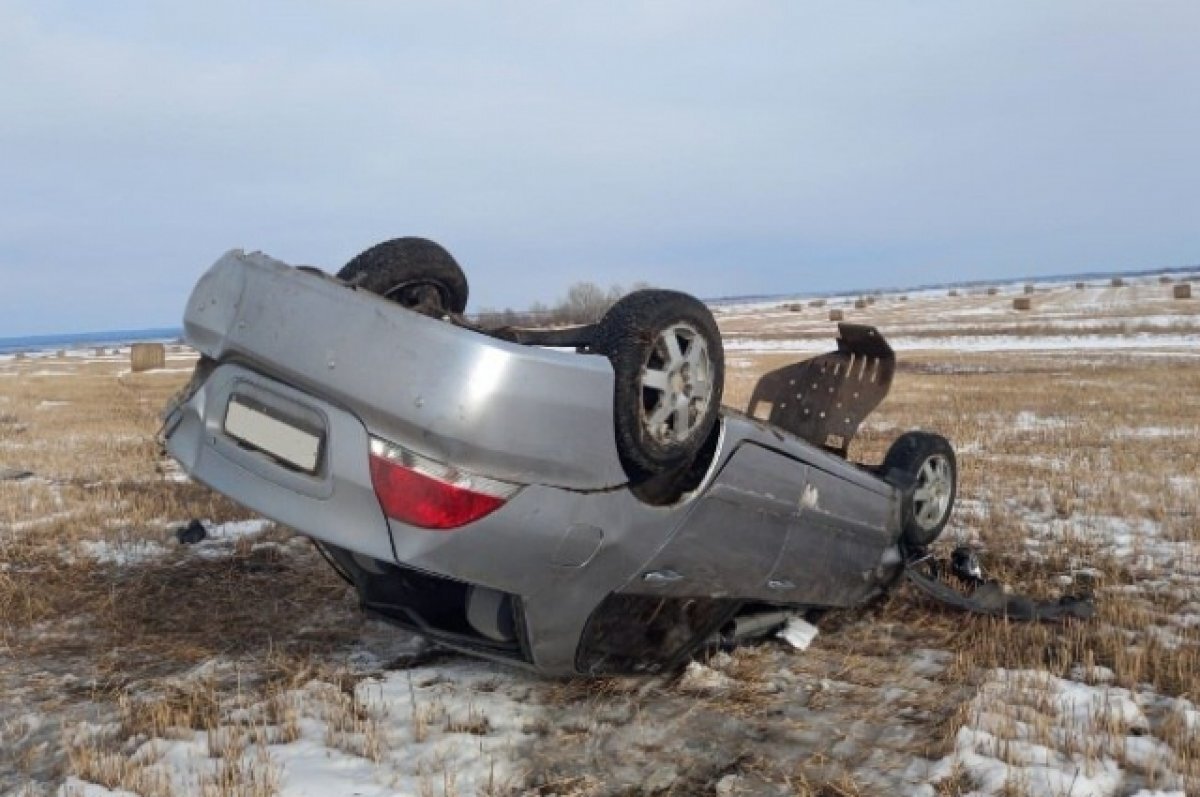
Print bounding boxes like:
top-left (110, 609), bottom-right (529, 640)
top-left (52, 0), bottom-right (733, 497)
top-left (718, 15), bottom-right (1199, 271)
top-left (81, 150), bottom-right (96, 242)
top-left (623, 442), bottom-right (802, 600)
top-left (765, 461), bottom-right (896, 607)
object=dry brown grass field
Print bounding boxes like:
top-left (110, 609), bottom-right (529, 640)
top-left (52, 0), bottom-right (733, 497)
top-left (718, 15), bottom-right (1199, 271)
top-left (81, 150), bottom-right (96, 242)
top-left (1, 277), bottom-right (1198, 796)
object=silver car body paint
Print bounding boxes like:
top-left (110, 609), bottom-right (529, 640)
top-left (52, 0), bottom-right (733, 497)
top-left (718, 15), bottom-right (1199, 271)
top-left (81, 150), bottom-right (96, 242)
top-left (165, 251), bottom-right (907, 676)
top-left (181, 250), bottom-right (626, 490)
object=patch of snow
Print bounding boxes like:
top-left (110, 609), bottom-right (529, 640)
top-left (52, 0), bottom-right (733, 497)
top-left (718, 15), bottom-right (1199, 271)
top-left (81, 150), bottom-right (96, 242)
top-left (173, 518), bottom-right (278, 559)
top-left (924, 669), bottom-right (1191, 796)
top-left (677, 661), bottom-right (735, 695)
top-left (724, 334), bottom-right (1200, 354)
top-left (1167, 698), bottom-right (1200, 739)
top-left (6, 508), bottom-right (85, 533)
top-left (1013, 411), bottom-right (1070, 431)
top-left (908, 649), bottom-right (953, 678)
top-left (1109, 426), bottom-right (1196, 440)
top-left (66, 519), bottom-right (275, 566)
top-left (1069, 665), bottom-right (1116, 684)
top-left (79, 539), bottom-right (168, 566)
top-left (157, 458), bottom-right (191, 483)
top-left (1032, 513), bottom-right (1193, 582)
top-left (1168, 476), bottom-right (1198, 495)
top-left (63, 660), bottom-right (545, 797)
top-left (60, 778), bottom-right (142, 797)
top-left (715, 773), bottom-right (748, 796)
top-left (205, 518), bottom-right (274, 540)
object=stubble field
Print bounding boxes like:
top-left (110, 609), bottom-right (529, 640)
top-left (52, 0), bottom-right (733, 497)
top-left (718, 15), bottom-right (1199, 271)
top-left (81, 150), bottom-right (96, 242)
top-left (1, 276), bottom-right (1198, 796)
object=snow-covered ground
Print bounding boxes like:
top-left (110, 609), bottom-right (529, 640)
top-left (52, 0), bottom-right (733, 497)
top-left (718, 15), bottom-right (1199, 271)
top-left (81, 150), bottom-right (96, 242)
top-left (925, 668), bottom-right (1194, 797)
top-left (725, 333), bottom-right (1200, 354)
top-left (715, 277), bottom-right (1200, 358)
top-left (3, 272), bottom-right (1198, 796)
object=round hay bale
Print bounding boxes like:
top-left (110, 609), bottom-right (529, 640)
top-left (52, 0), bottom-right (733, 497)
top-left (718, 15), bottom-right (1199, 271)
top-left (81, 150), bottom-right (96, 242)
top-left (1013, 297), bottom-right (1032, 311)
top-left (131, 342), bottom-right (166, 373)
top-left (829, 308), bottom-right (845, 322)
top-left (1174, 283), bottom-right (1192, 299)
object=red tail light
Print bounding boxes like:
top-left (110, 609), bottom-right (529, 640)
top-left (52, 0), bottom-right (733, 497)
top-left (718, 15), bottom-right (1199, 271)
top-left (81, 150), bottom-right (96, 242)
top-left (368, 437), bottom-right (520, 530)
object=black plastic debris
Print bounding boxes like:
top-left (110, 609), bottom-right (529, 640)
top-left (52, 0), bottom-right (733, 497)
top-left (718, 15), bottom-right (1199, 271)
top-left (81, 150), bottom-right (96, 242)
top-left (175, 519), bottom-right (207, 545)
top-left (0, 467), bottom-right (33, 482)
top-left (906, 548), bottom-right (1095, 623)
top-left (950, 546), bottom-right (984, 586)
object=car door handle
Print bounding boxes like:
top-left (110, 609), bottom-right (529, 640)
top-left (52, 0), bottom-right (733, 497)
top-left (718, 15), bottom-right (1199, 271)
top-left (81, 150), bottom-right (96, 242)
top-left (642, 569), bottom-right (684, 584)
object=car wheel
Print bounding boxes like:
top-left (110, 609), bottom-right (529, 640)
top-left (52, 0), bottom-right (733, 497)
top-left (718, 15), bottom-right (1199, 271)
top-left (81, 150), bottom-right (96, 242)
top-left (593, 289), bottom-right (724, 480)
top-left (883, 431), bottom-right (957, 548)
top-left (338, 237), bottom-right (469, 316)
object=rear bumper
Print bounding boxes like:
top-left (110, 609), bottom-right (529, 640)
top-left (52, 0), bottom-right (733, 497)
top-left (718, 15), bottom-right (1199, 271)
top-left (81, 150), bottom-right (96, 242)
top-left (163, 361), bottom-right (396, 563)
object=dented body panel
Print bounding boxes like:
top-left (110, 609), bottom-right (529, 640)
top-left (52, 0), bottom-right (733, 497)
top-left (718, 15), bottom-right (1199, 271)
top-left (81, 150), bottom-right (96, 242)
top-left (180, 250), bottom-right (626, 490)
top-left (164, 251), bottom-right (911, 676)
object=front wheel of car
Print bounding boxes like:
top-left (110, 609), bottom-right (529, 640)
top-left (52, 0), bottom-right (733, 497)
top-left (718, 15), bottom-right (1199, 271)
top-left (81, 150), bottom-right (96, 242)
top-left (883, 431), bottom-right (957, 548)
top-left (337, 237), bottom-right (469, 316)
top-left (593, 289), bottom-right (725, 481)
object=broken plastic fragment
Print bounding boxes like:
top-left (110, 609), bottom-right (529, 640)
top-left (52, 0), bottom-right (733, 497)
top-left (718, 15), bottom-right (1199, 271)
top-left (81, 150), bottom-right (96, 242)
top-left (950, 546), bottom-right (984, 585)
top-left (0, 466), bottom-right (33, 481)
top-left (777, 617), bottom-right (819, 650)
top-left (175, 519), bottom-right (207, 545)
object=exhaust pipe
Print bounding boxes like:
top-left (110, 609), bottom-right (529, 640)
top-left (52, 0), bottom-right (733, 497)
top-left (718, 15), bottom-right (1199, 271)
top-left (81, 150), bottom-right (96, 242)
top-left (719, 610), bottom-right (796, 644)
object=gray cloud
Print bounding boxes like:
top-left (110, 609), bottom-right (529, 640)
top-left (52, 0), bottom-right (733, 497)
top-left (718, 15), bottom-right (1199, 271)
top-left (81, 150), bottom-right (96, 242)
top-left (1, 1), bottom-right (1197, 335)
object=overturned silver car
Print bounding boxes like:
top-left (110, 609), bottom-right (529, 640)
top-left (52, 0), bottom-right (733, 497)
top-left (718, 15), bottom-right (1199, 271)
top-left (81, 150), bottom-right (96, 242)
top-left (163, 238), bottom-right (959, 676)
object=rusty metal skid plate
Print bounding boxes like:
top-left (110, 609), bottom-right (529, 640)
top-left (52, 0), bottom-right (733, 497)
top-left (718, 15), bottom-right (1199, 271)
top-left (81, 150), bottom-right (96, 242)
top-left (747, 324), bottom-right (895, 457)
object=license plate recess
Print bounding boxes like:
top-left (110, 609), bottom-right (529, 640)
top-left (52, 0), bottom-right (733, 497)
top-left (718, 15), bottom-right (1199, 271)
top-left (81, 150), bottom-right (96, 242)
top-left (223, 388), bottom-right (326, 475)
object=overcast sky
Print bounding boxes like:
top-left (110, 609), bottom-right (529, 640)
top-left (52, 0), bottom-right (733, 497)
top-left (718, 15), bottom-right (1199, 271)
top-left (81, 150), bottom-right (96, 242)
top-left (1, 1), bottom-right (1197, 336)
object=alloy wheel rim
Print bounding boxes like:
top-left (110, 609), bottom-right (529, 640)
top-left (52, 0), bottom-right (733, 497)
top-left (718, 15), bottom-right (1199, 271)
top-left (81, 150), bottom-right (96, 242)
top-left (639, 323), bottom-right (712, 445)
top-left (913, 454), bottom-right (953, 530)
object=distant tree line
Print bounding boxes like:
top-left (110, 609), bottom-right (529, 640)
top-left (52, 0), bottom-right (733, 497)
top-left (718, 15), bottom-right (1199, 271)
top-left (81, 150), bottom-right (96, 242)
top-left (471, 280), bottom-right (651, 328)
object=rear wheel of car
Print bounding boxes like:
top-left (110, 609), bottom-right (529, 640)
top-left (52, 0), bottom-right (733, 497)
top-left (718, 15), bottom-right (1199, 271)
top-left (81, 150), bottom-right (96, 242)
top-left (593, 289), bottom-right (724, 480)
top-left (883, 432), bottom-right (957, 548)
top-left (338, 237), bottom-right (469, 316)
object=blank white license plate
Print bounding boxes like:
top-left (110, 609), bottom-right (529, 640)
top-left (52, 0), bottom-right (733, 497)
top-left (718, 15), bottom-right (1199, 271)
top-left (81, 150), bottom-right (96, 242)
top-left (224, 395), bottom-right (323, 473)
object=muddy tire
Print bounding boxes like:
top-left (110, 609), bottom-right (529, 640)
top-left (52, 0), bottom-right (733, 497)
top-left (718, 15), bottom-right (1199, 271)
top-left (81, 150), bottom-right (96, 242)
top-left (883, 432), bottom-right (957, 548)
top-left (593, 290), bottom-right (724, 480)
top-left (338, 237), bottom-right (469, 315)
